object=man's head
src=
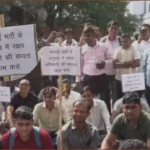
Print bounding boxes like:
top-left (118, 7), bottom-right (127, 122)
top-left (140, 24), bottom-right (150, 41)
top-left (19, 79), bottom-right (31, 95)
top-left (123, 92), bottom-right (142, 121)
top-left (93, 26), bottom-right (102, 41)
top-left (43, 87), bottom-right (56, 105)
top-left (82, 86), bottom-right (94, 105)
top-left (121, 34), bottom-right (132, 49)
top-left (65, 28), bottom-right (73, 42)
top-left (14, 106), bottom-right (33, 138)
top-left (119, 139), bottom-right (147, 150)
top-left (62, 79), bottom-right (71, 97)
top-left (72, 100), bottom-right (91, 124)
top-left (108, 21), bottom-right (119, 38)
top-left (83, 25), bottom-right (95, 44)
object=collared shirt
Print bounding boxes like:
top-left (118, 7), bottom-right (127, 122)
top-left (2, 127), bottom-right (53, 149)
top-left (57, 121), bottom-right (100, 149)
top-left (100, 36), bottom-right (121, 75)
top-left (61, 91), bottom-right (82, 118)
top-left (110, 111), bottom-right (150, 143)
top-left (33, 101), bottom-right (70, 132)
top-left (62, 39), bottom-right (79, 46)
top-left (113, 45), bottom-right (141, 81)
top-left (113, 97), bottom-right (150, 113)
top-left (138, 39), bottom-right (150, 55)
top-left (76, 42), bottom-right (111, 82)
top-left (86, 98), bottom-right (111, 132)
top-left (10, 92), bottom-right (38, 111)
top-left (140, 48), bottom-right (150, 87)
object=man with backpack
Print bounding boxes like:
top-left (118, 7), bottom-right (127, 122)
top-left (1, 106), bottom-right (53, 149)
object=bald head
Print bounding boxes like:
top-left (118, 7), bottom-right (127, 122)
top-left (19, 79), bottom-right (31, 95)
top-left (19, 79), bottom-right (30, 86)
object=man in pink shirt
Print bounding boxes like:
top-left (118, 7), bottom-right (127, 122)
top-left (101, 21), bottom-right (121, 104)
top-left (76, 25), bottom-right (111, 112)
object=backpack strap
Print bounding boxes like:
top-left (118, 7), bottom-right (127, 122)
top-left (9, 128), bottom-right (16, 150)
top-left (33, 126), bottom-right (42, 149)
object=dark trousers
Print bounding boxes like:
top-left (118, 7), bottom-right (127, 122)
top-left (115, 79), bottom-right (124, 100)
top-left (49, 131), bottom-right (57, 149)
top-left (82, 74), bottom-right (111, 113)
top-left (107, 75), bottom-right (117, 104)
top-left (145, 85), bottom-right (150, 106)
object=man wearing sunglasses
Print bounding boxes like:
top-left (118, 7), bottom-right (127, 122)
top-left (1, 106), bottom-right (53, 149)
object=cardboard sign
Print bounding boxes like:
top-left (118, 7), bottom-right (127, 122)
top-left (0, 24), bottom-right (37, 76)
top-left (122, 73), bottom-right (145, 92)
top-left (40, 46), bottom-right (81, 76)
top-left (0, 86), bottom-right (10, 102)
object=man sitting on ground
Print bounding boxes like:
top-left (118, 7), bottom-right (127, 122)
top-left (101, 92), bottom-right (150, 149)
top-left (57, 100), bottom-right (100, 149)
top-left (7, 79), bottom-right (39, 128)
top-left (1, 106), bottom-right (53, 149)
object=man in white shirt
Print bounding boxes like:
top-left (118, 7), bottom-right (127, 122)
top-left (82, 86), bottom-right (111, 145)
top-left (61, 79), bottom-right (82, 118)
top-left (113, 34), bottom-right (141, 99)
top-left (62, 28), bottom-right (78, 46)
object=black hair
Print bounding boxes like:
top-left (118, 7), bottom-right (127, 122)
top-left (83, 25), bottom-right (95, 34)
top-left (134, 33), bottom-right (139, 40)
top-left (65, 28), bottom-right (73, 35)
top-left (123, 92), bottom-right (141, 105)
top-left (121, 34), bottom-right (131, 39)
top-left (140, 23), bottom-right (150, 30)
top-left (73, 100), bottom-right (91, 112)
top-left (14, 106), bottom-right (33, 120)
top-left (62, 79), bottom-right (71, 84)
top-left (108, 21), bottom-right (119, 28)
top-left (43, 87), bottom-right (56, 96)
top-left (82, 86), bottom-right (93, 95)
top-left (119, 139), bottom-right (147, 150)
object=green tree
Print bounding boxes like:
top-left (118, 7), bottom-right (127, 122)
top-left (0, 1), bottom-right (138, 35)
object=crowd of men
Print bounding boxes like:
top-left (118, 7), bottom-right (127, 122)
top-left (0, 20), bottom-right (150, 149)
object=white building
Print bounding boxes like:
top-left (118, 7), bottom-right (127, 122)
top-left (127, 1), bottom-right (150, 32)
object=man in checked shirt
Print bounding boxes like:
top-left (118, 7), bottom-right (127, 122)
top-left (76, 25), bottom-right (112, 112)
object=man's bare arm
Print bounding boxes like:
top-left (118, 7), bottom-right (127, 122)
top-left (101, 132), bottom-right (118, 149)
top-left (6, 106), bottom-right (14, 128)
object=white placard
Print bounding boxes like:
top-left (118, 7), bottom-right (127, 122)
top-left (0, 24), bottom-right (37, 76)
top-left (0, 86), bottom-right (10, 102)
top-left (40, 46), bottom-right (81, 75)
top-left (122, 73), bottom-right (145, 92)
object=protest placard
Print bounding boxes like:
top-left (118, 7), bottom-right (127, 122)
top-left (0, 86), bottom-right (10, 102)
top-left (0, 24), bottom-right (37, 76)
top-left (122, 73), bottom-right (145, 92)
top-left (40, 46), bottom-right (81, 76)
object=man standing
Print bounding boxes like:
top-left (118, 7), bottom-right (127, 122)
top-left (7, 79), bottom-right (39, 128)
top-left (62, 28), bottom-right (78, 46)
top-left (33, 87), bottom-right (70, 148)
top-left (2, 106), bottom-right (53, 149)
top-left (101, 21), bottom-right (121, 103)
top-left (76, 25), bottom-right (111, 112)
top-left (57, 100), bottom-right (100, 149)
top-left (101, 92), bottom-right (150, 149)
top-left (113, 34), bottom-right (140, 99)
top-left (82, 86), bottom-right (111, 145)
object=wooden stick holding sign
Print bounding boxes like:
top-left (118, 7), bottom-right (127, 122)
top-left (40, 45), bottom-right (81, 148)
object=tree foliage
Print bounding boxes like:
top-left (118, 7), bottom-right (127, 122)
top-left (0, 1), bottom-right (138, 35)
